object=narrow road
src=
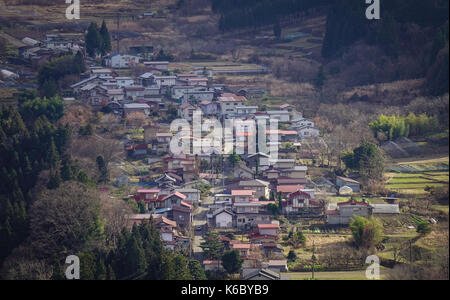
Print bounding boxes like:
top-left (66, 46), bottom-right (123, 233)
top-left (192, 193), bottom-right (215, 261)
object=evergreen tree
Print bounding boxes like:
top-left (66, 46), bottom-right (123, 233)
top-left (189, 259), bottom-right (207, 280)
top-left (200, 232), bottom-right (224, 260)
top-left (99, 20), bottom-right (112, 55)
top-left (47, 168), bottom-right (61, 190)
top-left (73, 51), bottom-right (86, 73)
top-left (96, 155), bottom-right (108, 183)
top-left (85, 22), bottom-right (102, 57)
top-left (222, 250), bottom-right (243, 275)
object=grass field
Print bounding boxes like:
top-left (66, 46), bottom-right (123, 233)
top-left (386, 156), bottom-right (449, 194)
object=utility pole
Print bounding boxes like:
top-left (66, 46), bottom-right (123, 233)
top-left (311, 240), bottom-right (316, 280)
top-left (116, 14), bottom-right (120, 53)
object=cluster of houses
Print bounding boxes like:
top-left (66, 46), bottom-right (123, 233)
top-left (125, 175), bottom-right (202, 251)
top-left (64, 47), bottom-right (401, 280)
top-left (18, 34), bottom-right (83, 68)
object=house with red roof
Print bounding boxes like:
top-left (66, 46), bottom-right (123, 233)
top-left (257, 223), bottom-right (280, 236)
top-left (232, 243), bottom-right (252, 258)
top-left (281, 190), bottom-right (323, 215)
top-left (231, 189), bottom-right (256, 203)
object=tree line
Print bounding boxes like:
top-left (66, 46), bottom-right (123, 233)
top-left (369, 113), bottom-right (441, 142)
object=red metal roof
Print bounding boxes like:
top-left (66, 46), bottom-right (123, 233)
top-left (257, 223), bottom-right (280, 229)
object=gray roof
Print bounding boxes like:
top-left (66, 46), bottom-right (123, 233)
top-left (371, 204), bottom-right (400, 214)
top-left (123, 103), bottom-right (150, 109)
top-left (241, 268), bottom-right (280, 280)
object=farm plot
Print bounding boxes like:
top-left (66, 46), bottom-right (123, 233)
top-left (386, 170), bottom-right (449, 195)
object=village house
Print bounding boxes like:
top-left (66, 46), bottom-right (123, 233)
top-left (186, 77), bottom-right (209, 87)
top-left (271, 159), bottom-right (296, 169)
top-left (178, 103), bottom-right (197, 122)
top-left (276, 185), bottom-right (304, 198)
top-left (235, 106), bottom-right (258, 118)
top-left (155, 132), bottom-right (172, 154)
top-left (138, 72), bottom-right (157, 87)
top-left (79, 84), bottom-right (109, 106)
top-left (123, 103), bottom-right (150, 116)
top-left (91, 68), bottom-right (115, 79)
top-left (199, 101), bottom-right (219, 116)
top-left (175, 188), bottom-right (201, 203)
top-left (44, 34), bottom-right (81, 54)
top-left (277, 178), bottom-right (308, 186)
top-left (265, 260), bottom-right (288, 273)
top-left (280, 103), bottom-right (302, 120)
top-left (183, 90), bottom-right (215, 103)
top-left (171, 85), bottom-right (197, 100)
top-left (233, 202), bottom-right (270, 229)
top-left (125, 86), bottom-right (146, 100)
top-left (336, 176), bottom-right (361, 193)
top-left (264, 168), bottom-right (281, 180)
top-left (297, 125), bottom-right (320, 140)
top-left (257, 223), bottom-right (280, 236)
top-left (267, 130), bottom-right (298, 142)
top-left (246, 152), bottom-right (270, 172)
top-left (170, 204), bottom-right (193, 228)
top-left (241, 268), bottom-right (281, 280)
top-left (239, 179), bottom-right (270, 200)
top-left (282, 190), bottom-right (322, 215)
top-left (232, 243), bottom-right (252, 258)
top-left (280, 166), bottom-right (308, 179)
top-left (327, 200), bottom-right (373, 225)
top-left (112, 77), bottom-right (135, 88)
top-left (155, 173), bottom-right (181, 189)
top-left (107, 89), bottom-right (125, 102)
top-left (162, 192), bottom-right (188, 208)
top-left (267, 110), bottom-right (291, 122)
top-left (218, 93), bottom-right (247, 117)
top-left (211, 208), bottom-right (234, 228)
top-left (232, 190), bottom-right (256, 203)
top-left (133, 189), bottom-right (161, 210)
top-left (154, 75), bottom-right (177, 91)
top-left (103, 53), bottom-right (141, 69)
top-left (176, 73), bottom-right (198, 84)
top-left (233, 162), bottom-right (256, 180)
top-left (70, 76), bottom-right (107, 94)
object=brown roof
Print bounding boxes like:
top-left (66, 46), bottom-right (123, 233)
top-left (232, 190), bottom-right (255, 196)
top-left (276, 185), bottom-right (303, 193)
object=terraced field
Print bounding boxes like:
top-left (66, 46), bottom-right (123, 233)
top-left (386, 170), bottom-right (449, 195)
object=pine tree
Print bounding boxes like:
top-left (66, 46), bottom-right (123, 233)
top-left (85, 22), bottom-right (102, 57)
top-left (189, 259), bottom-right (207, 280)
top-left (47, 168), bottom-right (61, 190)
top-left (99, 20), bottom-right (112, 55)
top-left (73, 51), bottom-right (86, 74)
top-left (124, 235), bottom-right (147, 278)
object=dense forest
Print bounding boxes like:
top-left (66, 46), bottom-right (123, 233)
top-left (0, 95), bottom-right (70, 266)
top-left (321, 0), bottom-right (449, 95)
top-left (212, 0), bottom-right (332, 32)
